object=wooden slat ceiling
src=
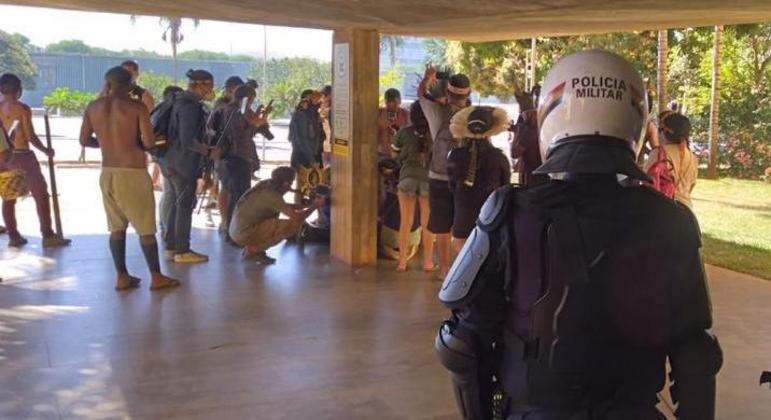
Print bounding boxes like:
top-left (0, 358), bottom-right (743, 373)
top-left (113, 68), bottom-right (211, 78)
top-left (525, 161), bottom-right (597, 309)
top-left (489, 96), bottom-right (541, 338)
top-left (6, 0), bottom-right (771, 41)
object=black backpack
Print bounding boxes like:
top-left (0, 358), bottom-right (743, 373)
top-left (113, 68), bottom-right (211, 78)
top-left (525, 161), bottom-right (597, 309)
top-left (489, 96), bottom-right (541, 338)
top-left (148, 95), bottom-right (176, 157)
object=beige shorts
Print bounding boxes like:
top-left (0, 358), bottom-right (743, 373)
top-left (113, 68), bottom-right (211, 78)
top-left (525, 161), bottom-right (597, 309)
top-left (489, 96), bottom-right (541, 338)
top-left (99, 167), bottom-right (156, 235)
top-left (233, 218), bottom-right (300, 252)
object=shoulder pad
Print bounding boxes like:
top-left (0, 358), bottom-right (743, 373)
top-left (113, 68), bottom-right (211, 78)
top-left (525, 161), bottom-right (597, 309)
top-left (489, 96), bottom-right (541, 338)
top-left (478, 185), bottom-right (517, 231)
top-left (438, 227), bottom-right (491, 308)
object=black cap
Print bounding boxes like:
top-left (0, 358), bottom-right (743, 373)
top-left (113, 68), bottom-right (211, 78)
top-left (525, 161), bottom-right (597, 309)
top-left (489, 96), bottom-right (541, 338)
top-left (661, 113), bottom-right (691, 143)
top-left (533, 137), bottom-right (651, 181)
top-left (224, 76), bottom-right (244, 89)
top-left (186, 69), bottom-right (213, 82)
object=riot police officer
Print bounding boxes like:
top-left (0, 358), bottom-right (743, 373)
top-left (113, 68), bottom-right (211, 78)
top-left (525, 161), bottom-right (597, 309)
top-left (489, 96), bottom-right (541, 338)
top-left (435, 50), bottom-right (721, 420)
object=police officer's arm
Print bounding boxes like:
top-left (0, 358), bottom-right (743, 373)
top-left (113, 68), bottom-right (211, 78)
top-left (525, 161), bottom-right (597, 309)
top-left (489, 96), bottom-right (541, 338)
top-left (436, 188), bottom-right (511, 420)
top-left (667, 213), bottom-right (722, 420)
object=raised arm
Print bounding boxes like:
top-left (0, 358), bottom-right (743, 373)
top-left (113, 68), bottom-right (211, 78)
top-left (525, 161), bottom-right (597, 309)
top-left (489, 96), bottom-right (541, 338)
top-left (417, 65), bottom-right (437, 100)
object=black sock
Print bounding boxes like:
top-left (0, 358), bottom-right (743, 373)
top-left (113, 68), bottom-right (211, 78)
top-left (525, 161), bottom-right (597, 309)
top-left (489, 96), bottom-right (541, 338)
top-left (140, 239), bottom-right (162, 273)
top-left (109, 237), bottom-right (127, 273)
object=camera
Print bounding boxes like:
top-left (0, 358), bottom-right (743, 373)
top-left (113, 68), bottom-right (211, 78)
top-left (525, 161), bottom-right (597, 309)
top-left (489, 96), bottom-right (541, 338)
top-left (256, 123), bottom-right (275, 141)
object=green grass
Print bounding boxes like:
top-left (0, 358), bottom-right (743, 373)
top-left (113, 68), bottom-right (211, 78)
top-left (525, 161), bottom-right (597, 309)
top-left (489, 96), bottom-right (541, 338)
top-left (692, 178), bottom-right (771, 279)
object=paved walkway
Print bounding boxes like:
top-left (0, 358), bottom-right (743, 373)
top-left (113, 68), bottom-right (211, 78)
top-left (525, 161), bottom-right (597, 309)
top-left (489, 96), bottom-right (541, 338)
top-left (0, 167), bottom-right (769, 419)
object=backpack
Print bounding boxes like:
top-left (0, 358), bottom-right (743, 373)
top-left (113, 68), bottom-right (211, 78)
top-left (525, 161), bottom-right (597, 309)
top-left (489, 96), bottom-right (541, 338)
top-left (646, 146), bottom-right (676, 199)
top-left (148, 96), bottom-right (176, 158)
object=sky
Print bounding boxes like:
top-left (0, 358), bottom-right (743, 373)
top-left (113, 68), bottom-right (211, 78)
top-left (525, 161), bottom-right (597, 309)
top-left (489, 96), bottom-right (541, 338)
top-left (0, 5), bottom-right (333, 60)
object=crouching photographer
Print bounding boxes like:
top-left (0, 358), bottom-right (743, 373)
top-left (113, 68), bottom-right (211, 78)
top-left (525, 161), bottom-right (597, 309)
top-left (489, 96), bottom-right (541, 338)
top-left (229, 167), bottom-right (325, 265)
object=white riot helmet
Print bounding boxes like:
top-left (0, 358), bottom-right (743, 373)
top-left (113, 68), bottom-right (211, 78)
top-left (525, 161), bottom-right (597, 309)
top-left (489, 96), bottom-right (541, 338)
top-left (534, 50), bottom-right (650, 179)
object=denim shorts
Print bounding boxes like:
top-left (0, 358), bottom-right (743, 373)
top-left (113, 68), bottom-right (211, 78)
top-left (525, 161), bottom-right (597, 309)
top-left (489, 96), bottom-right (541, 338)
top-left (397, 177), bottom-right (430, 197)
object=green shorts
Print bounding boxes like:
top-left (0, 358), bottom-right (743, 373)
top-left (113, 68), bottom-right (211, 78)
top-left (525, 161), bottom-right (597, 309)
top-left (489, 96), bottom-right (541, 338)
top-left (397, 177), bottom-right (429, 197)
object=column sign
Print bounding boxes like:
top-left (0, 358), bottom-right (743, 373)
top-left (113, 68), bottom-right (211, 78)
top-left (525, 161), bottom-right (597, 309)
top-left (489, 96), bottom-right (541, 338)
top-left (332, 43), bottom-right (351, 157)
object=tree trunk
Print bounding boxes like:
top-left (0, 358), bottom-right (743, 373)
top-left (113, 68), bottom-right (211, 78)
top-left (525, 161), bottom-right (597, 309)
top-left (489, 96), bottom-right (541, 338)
top-left (657, 29), bottom-right (668, 113)
top-left (708, 26), bottom-right (723, 179)
top-left (171, 19), bottom-right (181, 83)
top-left (388, 37), bottom-right (396, 68)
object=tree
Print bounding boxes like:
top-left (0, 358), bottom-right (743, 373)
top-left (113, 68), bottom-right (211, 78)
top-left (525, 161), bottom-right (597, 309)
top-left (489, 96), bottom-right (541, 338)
top-left (380, 35), bottom-right (405, 68)
top-left (446, 32), bottom-right (657, 101)
top-left (424, 38), bottom-right (450, 67)
top-left (657, 30), bottom-right (669, 113)
top-left (137, 72), bottom-right (177, 103)
top-left (708, 26), bottom-right (723, 179)
top-left (177, 50), bottom-right (254, 62)
top-left (160, 17), bottom-right (200, 82)
top-left (255, 57), bottom-right (331, 118)
top-left (131, 16), bottom-right (200, 82)
top-left (0, 30), bottom-right (37, 89)
top-left (46, 39), bottom-right (92, 54)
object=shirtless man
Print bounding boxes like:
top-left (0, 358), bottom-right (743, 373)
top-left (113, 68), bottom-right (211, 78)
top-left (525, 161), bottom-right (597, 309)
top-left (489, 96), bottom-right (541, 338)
top-left (0, 73), bottom-right (70, 247)
top-left (80, 66), bottom-right (179, 291)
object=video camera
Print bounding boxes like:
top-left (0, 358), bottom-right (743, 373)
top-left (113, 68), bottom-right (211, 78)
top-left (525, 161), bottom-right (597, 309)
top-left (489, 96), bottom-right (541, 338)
top-left (256, 124), bottom-right (275, 141)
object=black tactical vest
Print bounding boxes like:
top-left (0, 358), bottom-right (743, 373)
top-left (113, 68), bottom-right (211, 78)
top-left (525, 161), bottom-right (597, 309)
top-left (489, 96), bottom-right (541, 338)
top-left (495, 177), bottom-right (709, 417)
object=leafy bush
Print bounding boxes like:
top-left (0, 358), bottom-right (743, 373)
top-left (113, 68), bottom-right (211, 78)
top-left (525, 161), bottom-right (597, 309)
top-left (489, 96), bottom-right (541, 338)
top-left (254, 58), bottom-right (331, 118)
top-left (718, 130), bottom-right (771, 179)
top-left (43, 87), bottom-right (97, 115)
top-left (137, 71), bottom-right (177, 104)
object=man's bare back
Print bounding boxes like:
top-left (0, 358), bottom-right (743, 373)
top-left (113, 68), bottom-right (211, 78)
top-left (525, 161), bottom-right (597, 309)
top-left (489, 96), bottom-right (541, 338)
top-left (0, 98), bottom-right (50, 154)
top-left (80, 95), bottom-right (154, 169)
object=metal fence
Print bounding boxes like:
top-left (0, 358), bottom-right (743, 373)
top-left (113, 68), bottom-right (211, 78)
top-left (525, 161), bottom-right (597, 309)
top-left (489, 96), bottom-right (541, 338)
top-left (24, 53), bottom-right (252, 107)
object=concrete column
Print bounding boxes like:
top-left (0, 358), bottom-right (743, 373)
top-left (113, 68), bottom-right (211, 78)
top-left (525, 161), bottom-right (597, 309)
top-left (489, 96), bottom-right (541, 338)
top-left (330, 29), bottom-right (379, 265)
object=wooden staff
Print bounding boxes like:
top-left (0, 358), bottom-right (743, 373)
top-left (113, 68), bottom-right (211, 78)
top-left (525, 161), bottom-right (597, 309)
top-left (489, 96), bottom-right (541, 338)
top-left (43, 114), bottom-right (63, 238)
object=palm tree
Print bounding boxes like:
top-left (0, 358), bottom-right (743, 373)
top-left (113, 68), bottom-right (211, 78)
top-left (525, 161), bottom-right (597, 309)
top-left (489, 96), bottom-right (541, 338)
top-left (707, 26), bottom-right (723, 179)
top-left (131, 16), bottom-right (200, 82)
top-left (380, 35), bottom-right (405, 68)
top-left (656, 29), bottom-right (668, 113)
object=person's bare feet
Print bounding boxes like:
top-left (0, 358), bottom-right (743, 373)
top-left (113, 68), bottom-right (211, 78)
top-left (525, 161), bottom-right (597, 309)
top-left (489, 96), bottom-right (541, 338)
top-left (150, 273), bottom-right (181, 291)
top-left (423, 263), bottom-right (438, 273)
top-left (115, 273), bottom-right (142, 291)
top-left (396, 259), bottom-right (408, 272)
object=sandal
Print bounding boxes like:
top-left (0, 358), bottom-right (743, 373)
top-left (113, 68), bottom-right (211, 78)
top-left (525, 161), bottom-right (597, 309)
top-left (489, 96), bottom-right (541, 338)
top-left (115, 276), bottom-right (142, 291)
top-left (150, 277), bottom-right (181, 291)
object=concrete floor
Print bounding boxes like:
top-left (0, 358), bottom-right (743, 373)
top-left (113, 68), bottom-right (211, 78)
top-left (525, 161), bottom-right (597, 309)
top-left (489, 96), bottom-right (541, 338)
top-left (1, 167), bottom-right (770, 419)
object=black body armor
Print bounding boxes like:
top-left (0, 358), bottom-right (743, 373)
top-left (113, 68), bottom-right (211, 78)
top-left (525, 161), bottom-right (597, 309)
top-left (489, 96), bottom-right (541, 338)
top-left (436, 176), bottom-right (721, 420)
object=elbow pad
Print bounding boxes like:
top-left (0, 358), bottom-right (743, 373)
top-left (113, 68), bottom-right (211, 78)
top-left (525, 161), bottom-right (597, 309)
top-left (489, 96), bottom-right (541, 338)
top-left (670, 331), bottom-right (722, 420)
top-left (438, 186), bottom-right (514, 309)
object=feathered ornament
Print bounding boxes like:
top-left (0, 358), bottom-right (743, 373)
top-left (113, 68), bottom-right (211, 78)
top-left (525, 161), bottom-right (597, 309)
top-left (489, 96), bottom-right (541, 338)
top-left (449, 106), bottom-right (510, 187)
